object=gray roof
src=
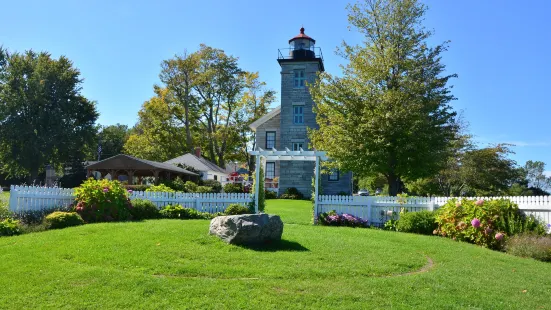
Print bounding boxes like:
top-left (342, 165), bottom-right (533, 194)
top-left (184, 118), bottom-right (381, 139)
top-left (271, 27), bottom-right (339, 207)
top-left (86, 154), bottom-right (198, 176)
top-left (165, 153), bottom-right (227, 174)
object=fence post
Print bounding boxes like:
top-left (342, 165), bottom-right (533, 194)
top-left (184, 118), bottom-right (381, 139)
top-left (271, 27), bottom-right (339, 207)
top-left (9, 185), bottom-right (17, 211)
top-left (428, 200), bottom-right (434, 212)
top-left (195, 194), bottom-right (201, 211)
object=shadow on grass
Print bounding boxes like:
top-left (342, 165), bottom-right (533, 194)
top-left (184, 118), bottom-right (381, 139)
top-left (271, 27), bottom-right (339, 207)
top-left (238, 239), bottom-right (309, 252)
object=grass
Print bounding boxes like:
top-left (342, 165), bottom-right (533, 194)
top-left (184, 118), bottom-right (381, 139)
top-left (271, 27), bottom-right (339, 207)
top-left (0, 200), bottom-right (550, 309)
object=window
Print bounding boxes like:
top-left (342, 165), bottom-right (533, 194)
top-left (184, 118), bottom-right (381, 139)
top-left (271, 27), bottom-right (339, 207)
top-left (265, 162), bottom-right (275, 179)
top-left (266, 131), bottom-right (276, 149)
top-left (293, 106), bottom-right (304, 124)
top-left (294, 70), bottom-right (305, 88)
top-left (214, 175), bottom-right (218, 181)
top-left (292, 143), bottom-right (303, 151)
top-left (328, 169), bottom-right (339, 181)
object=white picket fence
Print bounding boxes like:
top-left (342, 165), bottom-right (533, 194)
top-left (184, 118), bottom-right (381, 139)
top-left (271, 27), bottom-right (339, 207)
top-left (9, 185), bottom-right (251, 214)
top-left (316, 195), bottom-right (551, 228)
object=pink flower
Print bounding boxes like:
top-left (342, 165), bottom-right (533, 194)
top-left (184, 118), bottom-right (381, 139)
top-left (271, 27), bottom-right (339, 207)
top-left (103, 188), bottom-right (109, 193)
top-left (128, 190), bottom-right (133, 194)
top-left (475, 199), bottom-right (484, 206)
top-left (495, 233), bottom-right (504, 241)
top-left (471, 218), bottom-right (481, 228)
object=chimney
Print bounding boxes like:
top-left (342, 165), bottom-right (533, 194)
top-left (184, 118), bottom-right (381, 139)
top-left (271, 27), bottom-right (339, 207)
top-left (194, 147), bottom-right (201, 157)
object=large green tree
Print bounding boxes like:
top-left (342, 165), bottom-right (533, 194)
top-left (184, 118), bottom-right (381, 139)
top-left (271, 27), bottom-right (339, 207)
top-left (97, 124), bottom-right (130, 159)
top-left (124, 87), bottom-right (187, 162)
top-left (309, 0), bottom-right (458, 195)
top-left (0, 48), bottom-right (98, 182)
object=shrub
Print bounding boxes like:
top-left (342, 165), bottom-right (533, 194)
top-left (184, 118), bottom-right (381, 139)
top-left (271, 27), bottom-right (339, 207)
top-left (73, 179), bottom-right (133, 223)
top-left (159, 205), bottom-right (216, 219)
top-left (0, 200), bottom-right (9, 220)
top-left (124, 184), bottom-right (150, 192)
top-left (12, 206), bottom-right (72, 225)
top-left (196, 186), bottom-right (213, 193)
top-left (249, 166), bottom-right (265, 212)
top-left (200, 180), bottom-right (222, 193)
top-left (224, 204), bottom-right (251, 215)
top-left (224, 183), bottom-right (243, 193)
top-left (184, 181), bottom-right (198, 193)
top-left (130, 199), bottom-right (159, 220)
top-left (435, 198), bottom-right (547, 250)
top-left (146, 184), bottom-right (175, 193)
top-left (396, 210), bottom-right (437, 235)
top-left (318, 210), bottom-right (368, 228)
top-left (505, 234), bottom-right (551, 262)
top-left (161, 177), bottom-right (186, 192)
top-left (265, 190), bottom-right (277, 199)
top-left (280, 187), bottom-right (304, 200)
top-left (0, 218), bottom-right (21, 236)
top-left (44, 211), bottom-right (84, 229)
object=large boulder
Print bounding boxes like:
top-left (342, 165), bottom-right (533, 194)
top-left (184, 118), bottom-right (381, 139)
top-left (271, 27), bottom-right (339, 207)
top-left (209, 214), bottom-right (284, 245)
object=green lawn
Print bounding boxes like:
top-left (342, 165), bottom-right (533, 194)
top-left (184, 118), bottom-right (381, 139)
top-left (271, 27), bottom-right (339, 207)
top-left (0, 200), bottom-right (550, 309)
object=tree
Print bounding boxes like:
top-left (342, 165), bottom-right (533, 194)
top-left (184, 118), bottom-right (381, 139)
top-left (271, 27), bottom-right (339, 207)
top-left (0, 48), bottom-right (98, 182)
top-left (124, 87), bottom-right (187, 162)
top-left (523, 160), bottom-right (551, 193)
top-left (97, 124), bottom-right (130, 159)
top-left (309, 0), bottom-right (458, 195)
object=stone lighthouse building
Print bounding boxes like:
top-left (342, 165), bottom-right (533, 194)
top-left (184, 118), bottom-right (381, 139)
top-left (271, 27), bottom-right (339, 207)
top-left (250, 27), bottom-right (353, 198)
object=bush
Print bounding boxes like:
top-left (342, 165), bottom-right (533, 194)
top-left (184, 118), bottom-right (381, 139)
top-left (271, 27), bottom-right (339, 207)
top-left (161, 177), bottom-right (186, 192)
top-left (200, 180), bottom-right (222, 193)
top-left (396, 210), bottom-right (437, 235)
top-left (224, 204), bottom-right (251, 215)
top-left (146, 184), bottom-right (175, 193)
top-left (73, 179), bottom-right (133, 223)
top-left (130, 199), bottom-right (159, 220)
top-left (44, 211), bottom-right (84, 229)
top-left (318, 210), bottom-right (368, 228)
top-left (184, 181), bottom-right (198, 193)
top-left (435, 198), bottom-right (547, 250)
top-left (0, 218), bottom-right (21, 236)
top-left (280, 187), bottom-right (304, 200)
top-left (505, 234), bottom-right (551, 262)
top-left (224, 183), bottom-right (243, 193)
top-left (124, 184), bottom-right (150, 192)
top-left (0, 200), bottom-right (9, 220)
top-left (196, 186), bottom-right (213, 193)
top-left (159, 204), bottom-right (217, 219)
top-left (12, 206), bottom-right (72, 225)
top-left (265, 190), bottom-right (277, 199)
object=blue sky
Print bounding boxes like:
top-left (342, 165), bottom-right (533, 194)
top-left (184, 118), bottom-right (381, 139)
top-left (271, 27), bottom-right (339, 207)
top-left (1, 0), bottom-right (550, 172)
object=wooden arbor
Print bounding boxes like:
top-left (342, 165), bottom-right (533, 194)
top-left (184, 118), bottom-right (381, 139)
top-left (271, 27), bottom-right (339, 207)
top-left (85, 154), bottom-right (198, 185)
top-left (248, 147), bottom-right (328, 214)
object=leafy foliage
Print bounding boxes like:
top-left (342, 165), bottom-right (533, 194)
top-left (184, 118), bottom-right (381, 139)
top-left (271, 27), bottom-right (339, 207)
top-left (309, 0), bottom-right (458, 195)
top-left (183, 181), bottom-right (198, 193)
top-left (280, 187), bottom-right (304, 200)
top-left (224, 204), bottom-right (251, 215)
top-left (97, 124), bottom-right (130, 159)
top-left (124, 184), bottom-right (150, 192)
top-left (159, 205), bottom-right (220, 220)
top-left (12, 206), bottom-right (72, 225)
top-left (0, 48), bottom-right (98, 182)
top-left (224, 183), bottom-right (243, 193)
top-left (130, 199), bottom-right (160, 220)
top-left (43, 212), bottom-right (84, 229)
top-left (505, 234), bottom-right (551, 262)
top-left (0, 218), bottom-right (20, 236)
top-left (318, 210), bottom-right (368, 228)
top-left (73, 179), bottom-right (133, 223)
top-left (435, 199), bottom-right (546, 249)
top-left (200, 180), bottom-right (222, 193)
top-left (396, 211), bottom-right (437, 235)
top-left (146, 184), bottom-right (175, 193)
top-left (265, 190), bottom-right (277, 199)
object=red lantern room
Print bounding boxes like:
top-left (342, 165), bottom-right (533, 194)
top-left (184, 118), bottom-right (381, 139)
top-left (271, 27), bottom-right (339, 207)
top-left (278, 27), bottom-right (324, 71)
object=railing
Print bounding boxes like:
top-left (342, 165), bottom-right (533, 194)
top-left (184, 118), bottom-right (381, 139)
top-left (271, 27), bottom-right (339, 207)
top-left (278, 47), bottom-right (323, 61)
top-left (316, 195), bottom-right (551, 230)
top-left (8, 185), bottom-right (252, 214)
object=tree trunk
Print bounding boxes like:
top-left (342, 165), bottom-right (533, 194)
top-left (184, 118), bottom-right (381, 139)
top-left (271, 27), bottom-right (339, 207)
top-left (29, 166), bottom-right (39, 185)
top-left (387, 173), bottom-right (403, 196)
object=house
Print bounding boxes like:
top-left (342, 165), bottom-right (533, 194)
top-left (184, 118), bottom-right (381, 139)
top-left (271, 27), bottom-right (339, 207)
top-left (250, 27), bottom-right (353, 198)
top-left (165, 148), bottom-right (228, 182)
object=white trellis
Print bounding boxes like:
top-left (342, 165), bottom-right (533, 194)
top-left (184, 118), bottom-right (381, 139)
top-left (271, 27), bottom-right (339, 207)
top-left (248, 147), bottom-right (328, 214)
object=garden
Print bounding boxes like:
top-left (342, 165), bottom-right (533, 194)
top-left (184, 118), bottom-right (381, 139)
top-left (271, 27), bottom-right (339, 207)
top-left (1, 181), bottom-right (551, 309)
